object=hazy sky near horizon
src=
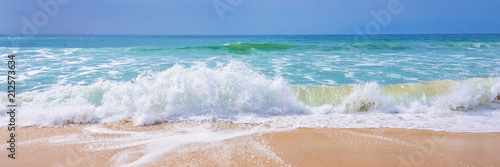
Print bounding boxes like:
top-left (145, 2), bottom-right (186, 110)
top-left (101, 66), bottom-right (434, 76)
top-left (1, 0), bottom-right (499, 35)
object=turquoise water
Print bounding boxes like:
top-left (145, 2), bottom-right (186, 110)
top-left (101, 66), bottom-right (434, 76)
top-left (1, 34), bottom-right (500, 131)
top-left (1, 34), bottom-right (499, 92)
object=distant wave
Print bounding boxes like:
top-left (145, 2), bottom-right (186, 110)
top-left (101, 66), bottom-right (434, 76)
top-left (177, 43), bottom-right (296, 54)
top-left (175, 42), bottom-right (412, 54)
top-left (443, 43), bottom-right (500, 48)
top-left (128, 46), bottom-right (169, 52)
top-left (350, 43), bottom-right (409, 50)
top-left (125, 43), bottom-right (297, 54)
top-left (122, 42), bottom-right (417, 54)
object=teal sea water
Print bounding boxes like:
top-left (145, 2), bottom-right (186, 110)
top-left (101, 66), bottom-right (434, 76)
top-left (1, 34), bottom-right (500, 131)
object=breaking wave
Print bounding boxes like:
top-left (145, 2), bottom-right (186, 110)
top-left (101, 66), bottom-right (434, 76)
top-left (1, 61), bottom-right (499, 131)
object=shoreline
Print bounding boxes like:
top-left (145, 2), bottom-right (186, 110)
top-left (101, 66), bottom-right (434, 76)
top-left (2, 122), bottom-right (500, 166)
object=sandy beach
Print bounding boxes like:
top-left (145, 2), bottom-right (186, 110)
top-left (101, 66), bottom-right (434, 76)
top-left (3, 0), bottom-right (500, 166)
top-left (2, 122), bottom-right (500, 167)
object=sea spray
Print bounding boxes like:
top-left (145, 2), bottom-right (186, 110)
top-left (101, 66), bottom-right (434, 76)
top-left (0, 62), bottom-right (499, 131)
top-left (1, 61), bottom-right (308, 126)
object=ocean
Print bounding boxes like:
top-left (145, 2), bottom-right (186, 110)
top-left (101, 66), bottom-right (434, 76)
top-left (1, 34), bottom-right (500, 132)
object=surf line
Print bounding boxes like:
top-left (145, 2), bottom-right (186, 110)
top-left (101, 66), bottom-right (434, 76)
top-left (6, 54), bottom-right (16, 160)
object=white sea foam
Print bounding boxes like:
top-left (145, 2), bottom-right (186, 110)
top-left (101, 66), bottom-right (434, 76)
top-left (0, 61), bottom-right (307, 127)
top-left (18, 123), bottom-right (286, 166)
top-left (0, 61), bottom-right (499, 132)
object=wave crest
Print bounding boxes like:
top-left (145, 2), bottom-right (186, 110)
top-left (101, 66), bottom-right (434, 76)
top-left (2, 61), bottom-right (307, 126)
top-left (178, 43), bottom-right (295, 54)
top-left (443, 43), bottom-right (500, 48)
top-left (1, 61), bottom-right (499, 127)
top-left (294, 78), bottom-right (500, 113)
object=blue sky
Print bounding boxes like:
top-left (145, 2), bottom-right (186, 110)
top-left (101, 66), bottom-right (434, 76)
top-left (1, 0), bottom-right (499, 35)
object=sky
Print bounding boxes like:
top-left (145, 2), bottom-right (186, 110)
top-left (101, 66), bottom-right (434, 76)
top-left (1, 0), bottom-right (499, 35)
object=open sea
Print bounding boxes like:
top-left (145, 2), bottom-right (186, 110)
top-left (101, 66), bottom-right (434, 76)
top-left (1, 34), bottom-right (500, 132)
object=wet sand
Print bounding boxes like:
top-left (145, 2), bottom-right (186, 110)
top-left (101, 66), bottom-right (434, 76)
top-left (2, 122), bottom-right (500, 167)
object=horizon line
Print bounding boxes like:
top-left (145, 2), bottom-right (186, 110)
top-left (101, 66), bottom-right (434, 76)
top-left (2, 33), bottom-right (500, 36)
